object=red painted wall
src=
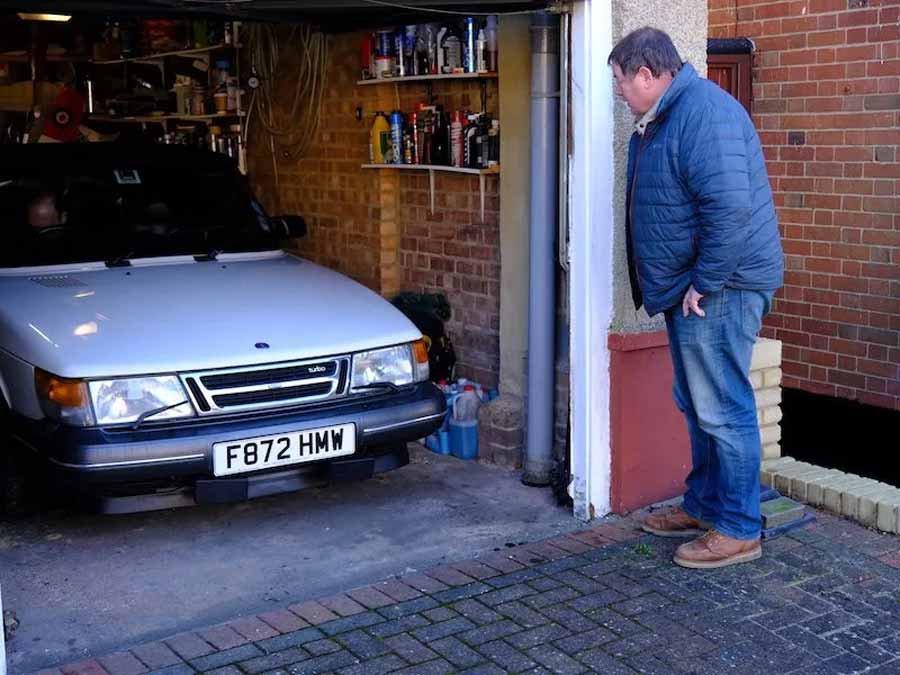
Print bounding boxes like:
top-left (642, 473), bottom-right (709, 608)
top-left (608, 331), bottom-right (691, 514)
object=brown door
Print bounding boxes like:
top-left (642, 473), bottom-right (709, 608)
top-left (708, 53), bottom-right (752, 115)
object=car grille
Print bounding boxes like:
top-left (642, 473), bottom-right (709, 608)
top-left (183, 357), bottom-right (350, 416)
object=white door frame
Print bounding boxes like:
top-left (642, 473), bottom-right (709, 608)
top-left (568, 0), bottom-right (616, 521)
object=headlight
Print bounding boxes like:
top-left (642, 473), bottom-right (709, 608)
top-left (35, 369), bottom-right (94, 426)
top-left (351, 343), bottom-right (428, 392)
top-left (88, 375), bottom-right (194, 426)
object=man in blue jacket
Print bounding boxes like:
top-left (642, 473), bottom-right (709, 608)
top-left (609, 28), bottom-right (783, 569)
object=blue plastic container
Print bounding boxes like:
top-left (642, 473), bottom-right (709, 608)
top-left (438, 430), bottom-right (451, 455)
top-left (449, 418), bottom-right (478, 460)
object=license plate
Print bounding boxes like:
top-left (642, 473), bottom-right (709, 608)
top-left (212, 423), bottom-right (356, 477)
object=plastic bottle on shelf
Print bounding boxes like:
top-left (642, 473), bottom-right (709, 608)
top-left (209, 124), bottom-right (221, 153)
top-left (450, 110), bottom-right (463, 168)
top-left (485, 15), bottom-right (498, 72)
top-left (462, 17), bottom-right (477, 74)
top-left (463, 114), bottom-right (479, 168)
top-left (231, 124), bottom-right (246, 174)
top-left (476, 27), bottom-right (487, 73)
top-left (488, 119), bottom-right (500, 167)
top-left (369, 111), bottom-right (391, 163)
top-left (389, 110), bottom-right (404, 165)
top-left (439, 24), bottom-right (462, 74)
top-left (408, 111), bottom-right (420, 164)
top-left (431, 107), bottom-right (448, 165)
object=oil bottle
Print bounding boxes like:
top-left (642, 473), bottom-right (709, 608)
top-left (369, 111), bottom-right (392, 163)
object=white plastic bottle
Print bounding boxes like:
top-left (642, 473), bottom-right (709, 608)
top-left (453, 385), bottom-right (481, 422)
top-left (476, 28), bottom-right (487, 73)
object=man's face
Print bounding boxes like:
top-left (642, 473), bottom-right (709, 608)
top-left (612, 64), bottom-right (656, 116)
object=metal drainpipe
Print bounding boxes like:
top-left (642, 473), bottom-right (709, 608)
top-left (522, 12), bottom-right (560, 487)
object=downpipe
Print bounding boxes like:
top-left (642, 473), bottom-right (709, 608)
top-left (522, 12), bottom-right (561, 487)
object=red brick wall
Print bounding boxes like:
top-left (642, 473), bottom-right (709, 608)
top-left (249, 31), bottom-right (501, 388)
top-left (709, 0), bottom-right (900, 412)
top-left (397, 171), bottom-right (501, 388)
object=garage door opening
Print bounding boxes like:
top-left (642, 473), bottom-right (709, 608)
top-left (0, 0), bottom-right (577, 519)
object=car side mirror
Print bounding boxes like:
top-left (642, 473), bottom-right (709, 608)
top-left (271, 215), bottom-right (307, 239)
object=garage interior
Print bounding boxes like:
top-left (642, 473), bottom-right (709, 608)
top-left (1, 2), bottom-right (580, 669)
top-left (0, 0), bottom-right (570, 486)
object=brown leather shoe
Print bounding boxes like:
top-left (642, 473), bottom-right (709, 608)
top-left (673, 530), bottom-right (762, 569)
top-left (642, 506), bottom-right (712, 538)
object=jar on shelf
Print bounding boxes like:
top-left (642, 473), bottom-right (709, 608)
top-left (226, 76), bottom-right (238, 112)
top-left (174, 82), bottom-right (192, 115)
top-left (191, 87), bottom-right (206, 116)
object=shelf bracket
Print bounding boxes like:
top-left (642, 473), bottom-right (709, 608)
top-left (479, 173), bottom-right (486, 222)
top-left (429, 169), bottom-right (435, 215)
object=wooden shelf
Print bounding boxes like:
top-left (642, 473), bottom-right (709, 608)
top-left (0, 53), bottom-right (88, 63)
top-left (361, 163), bottom-right (499, 175)
top-left (92, 43), bottom-right (231, 65)
top-left (0, 103), bottom-right (32, 112)
top-left (89, 112), bottom-right (244, 124)
top-left (357, 72), bottom-right (498, 86)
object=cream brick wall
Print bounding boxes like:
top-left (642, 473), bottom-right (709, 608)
top-left (761, 456), bottom-right (900, 534)
top-left (751, 338), bottom-right (782, 461)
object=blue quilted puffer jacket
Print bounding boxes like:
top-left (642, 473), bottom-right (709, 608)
top-left (626, 62), bottom-right (784, 316)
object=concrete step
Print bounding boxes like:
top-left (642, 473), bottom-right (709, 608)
top-left (761, 496), bottom-right (808, 529)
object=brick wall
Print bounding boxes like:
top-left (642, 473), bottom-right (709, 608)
top-left (248, 30), bottom-right (502, 388)
top-left (751, 338), bottom-right (784, 461)
top-left (249, 31), bottom-right (384, 291)
top-left (708, 0), bottom-right (900, 412)
top-left (396, 171), bottom-right (501, 389)
top-left (394, 82), bottom-right (501, 388)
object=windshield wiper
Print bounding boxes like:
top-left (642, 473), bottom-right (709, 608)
top-left (105, 253), bottom-right (133, 267)
top-left (194, 249), bottom-right (222, 262)
top-left (131, 400), bottom-right (189, 430)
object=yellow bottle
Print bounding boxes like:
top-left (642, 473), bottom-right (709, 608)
top-left (370, 111), bottom-right (391, 164)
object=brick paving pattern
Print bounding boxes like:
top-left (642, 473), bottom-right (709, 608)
top-left (38, 511), bottom-right (900, 675)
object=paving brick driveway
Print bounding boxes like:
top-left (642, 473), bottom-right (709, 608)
top-left (36, 510), bottom-right (900, 675)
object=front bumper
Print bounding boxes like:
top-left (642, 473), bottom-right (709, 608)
top-left (11, 382), bottom-right (445, 505)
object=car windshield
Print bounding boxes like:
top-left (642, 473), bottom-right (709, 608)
top-left (0, 146), bottom-right (279, 268)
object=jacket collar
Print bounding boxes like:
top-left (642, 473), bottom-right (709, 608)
top-left (634, 95), bottom-right (662, 136)
top-left (649, 61), bottom-right (697, 123)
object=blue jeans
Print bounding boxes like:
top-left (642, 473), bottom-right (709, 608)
top-left (664, 288), bottom-right (774, 540)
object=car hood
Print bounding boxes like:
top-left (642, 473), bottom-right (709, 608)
top-left (0, 251), bottom-right (420, 378)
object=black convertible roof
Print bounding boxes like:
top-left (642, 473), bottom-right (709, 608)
top-left (0, 143), bottom-right (238, 173)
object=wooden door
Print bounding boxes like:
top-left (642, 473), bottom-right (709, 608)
top-left (706, 54), bottom-right (753, 115)
top-left (708, 52), bottom-right (752, 115)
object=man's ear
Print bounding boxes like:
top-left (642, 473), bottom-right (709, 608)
top-left (637, 65), bottom-right (655, 87)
